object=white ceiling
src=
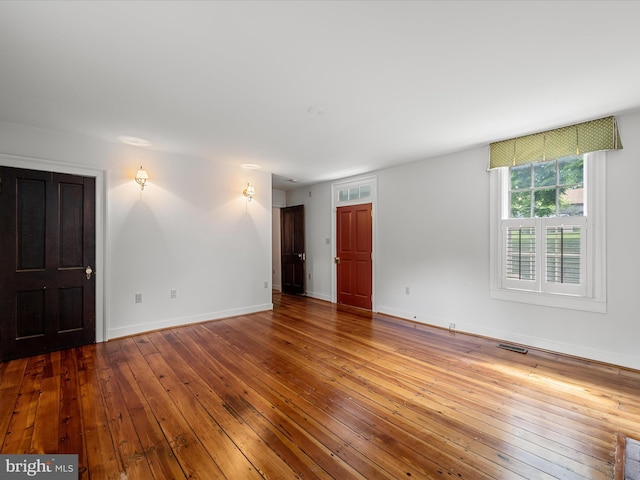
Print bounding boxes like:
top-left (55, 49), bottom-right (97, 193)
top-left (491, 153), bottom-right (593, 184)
top-left (1, 1), bottom-right (639, 190)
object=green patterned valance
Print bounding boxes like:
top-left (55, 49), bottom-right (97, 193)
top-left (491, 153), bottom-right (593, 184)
top-left (489, 116), bottom-right (622, 169)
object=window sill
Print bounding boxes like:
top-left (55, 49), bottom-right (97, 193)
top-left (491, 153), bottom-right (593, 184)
top-left (490, 288), bottom-right (606, 313)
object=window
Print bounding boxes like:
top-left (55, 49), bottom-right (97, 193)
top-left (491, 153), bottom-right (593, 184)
top-left (509, 156), bottom-right (584, 218)
top-left (503, 156), bottom-right (586, 296)
top-left (338, 185), bottom-right (371, 202)
top-left (490, 152), bottom-right (606, 313)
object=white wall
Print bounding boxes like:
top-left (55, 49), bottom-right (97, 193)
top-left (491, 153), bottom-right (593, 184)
top-left (272, 189), bottom-right (286, 208)
top-left (287, 109), bottom-right (640, 370)
top-left (0, 121), bottom-right (273, 340)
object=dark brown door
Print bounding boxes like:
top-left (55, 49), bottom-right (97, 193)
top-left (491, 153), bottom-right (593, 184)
top-left (281, 205), bottom-right (305, 295)
top-left (0, 167), bottom-right (96, 361)
top-left (337, 203), bottom-right (372, 310)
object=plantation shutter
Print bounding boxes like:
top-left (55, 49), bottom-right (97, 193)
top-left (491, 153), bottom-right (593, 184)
top-left (503, 217), bottom-right (587, 294)
top-left (504, 222), bottom-right (536, 284)
top-left (542, 217), bottom-right (587, 296)
top-left (490, 116), bottom-right (622, 169)
top-left (545, 225), bottom-right (581, 285)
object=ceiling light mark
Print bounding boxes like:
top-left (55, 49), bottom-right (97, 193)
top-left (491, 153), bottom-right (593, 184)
top-left (117, 136), bottom-right (152, 147)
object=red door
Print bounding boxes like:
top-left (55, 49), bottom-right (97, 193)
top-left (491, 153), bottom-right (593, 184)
top-left (0, 167), bottom-right (96, 361)
top-left (336, 203), bottom-right (372, 310)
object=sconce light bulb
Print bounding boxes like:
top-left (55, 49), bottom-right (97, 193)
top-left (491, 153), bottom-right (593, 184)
top-left (243, 182), bottom-right (256, 201)
top-left (135, 166), bottom-right (149, 191)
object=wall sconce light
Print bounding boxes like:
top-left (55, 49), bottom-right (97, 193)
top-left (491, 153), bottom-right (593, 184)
top-left (243, 182), bottom-right (256, 202)
top-left (135, 166), bottom-right (149, 191)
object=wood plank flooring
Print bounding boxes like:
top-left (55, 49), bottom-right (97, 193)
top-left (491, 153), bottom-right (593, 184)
top-left (1, 292), bottom-right (639, 479)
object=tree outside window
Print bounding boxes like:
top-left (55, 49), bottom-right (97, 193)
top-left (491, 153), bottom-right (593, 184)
top-left (509, 156), bottom-right (584, 219)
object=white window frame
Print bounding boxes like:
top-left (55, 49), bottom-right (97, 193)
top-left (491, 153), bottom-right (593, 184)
top-left (490, 151), bottom-right (606, 313)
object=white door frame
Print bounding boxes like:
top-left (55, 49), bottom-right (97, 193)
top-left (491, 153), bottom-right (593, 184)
top-left (330, 174), bottom-right (378, 311)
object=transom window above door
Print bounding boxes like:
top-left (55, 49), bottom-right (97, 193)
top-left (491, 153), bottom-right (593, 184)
top-left (338, 185), bottom-right (371, 203)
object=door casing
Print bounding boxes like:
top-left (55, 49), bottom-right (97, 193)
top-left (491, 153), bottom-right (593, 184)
top-left (331, 175), bottom-right (377, 311)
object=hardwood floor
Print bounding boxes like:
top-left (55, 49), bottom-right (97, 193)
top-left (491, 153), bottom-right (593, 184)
top-left (1, 293), bottom-right (639, 479)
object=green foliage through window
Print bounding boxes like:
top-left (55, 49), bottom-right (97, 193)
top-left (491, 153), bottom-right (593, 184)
top-left (509, 156), bottom-right (583, 218)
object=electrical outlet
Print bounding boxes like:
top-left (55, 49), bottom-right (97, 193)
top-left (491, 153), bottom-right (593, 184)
top-left (170, 289), bottom-right (177, 299)
top-left (405, 286), bottom-right (410, 295)
top-left (135, 293), bottom-right (142, 304)
top-left (449, 323), bottom-right (456, 331)
top-left (308, 273), bottom-right (312, 280)
top-left (264, 281), bottom-right (269, 288)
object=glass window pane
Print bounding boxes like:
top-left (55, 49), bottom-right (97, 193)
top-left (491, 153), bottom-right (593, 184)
top-left (510, 191), bottom-right (531, 218)
top-left (533, 188), bottom-right (556, 217)
top-left (558, 156), bottom-right (583, 185)
top-left (348, 187), bottom-right (359, 200)
top-left (533, 161), bottom-right (556, 187)
top-left (510, 165), bottom-right (531, 190)
top-left (359, 185), bottom-right (371, 198)
top-left (558, 186), bottom-right (584, 216)
top-left (339, 189), bottom-right (348, 202)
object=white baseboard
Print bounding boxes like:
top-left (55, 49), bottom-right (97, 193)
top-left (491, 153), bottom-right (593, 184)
top-left (107, 303), bottom-right (273, 340)
top-left (377, 305), bottom-right (640, 371)
top-left (305, 291), bottom-right (332, 302)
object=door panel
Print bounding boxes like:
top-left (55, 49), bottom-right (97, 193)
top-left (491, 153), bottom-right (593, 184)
top-left (59, 286), bottom-right (84, 332)
top-left (281, 205), bottom-right (305, 295)
top-left (59, 182), bottom-right (85, 267)
top-left (0, 167), bottom-right (96, 361)
top-left (17, 177), bottom-right (47, 270)
top-left (337, 203), bottom-right (372, 309)
top-left (16, 290), bottom-right (46, 338)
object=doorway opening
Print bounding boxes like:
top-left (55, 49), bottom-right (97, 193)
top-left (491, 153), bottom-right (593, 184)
top-left (280, 204), bottom-right (305, 295)
top-left (0, 155), bottom-right (105, 356)
top-left (0, 166), bottom-right (98, 360)
top-left (331, 175), bottom-right (377, 310)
